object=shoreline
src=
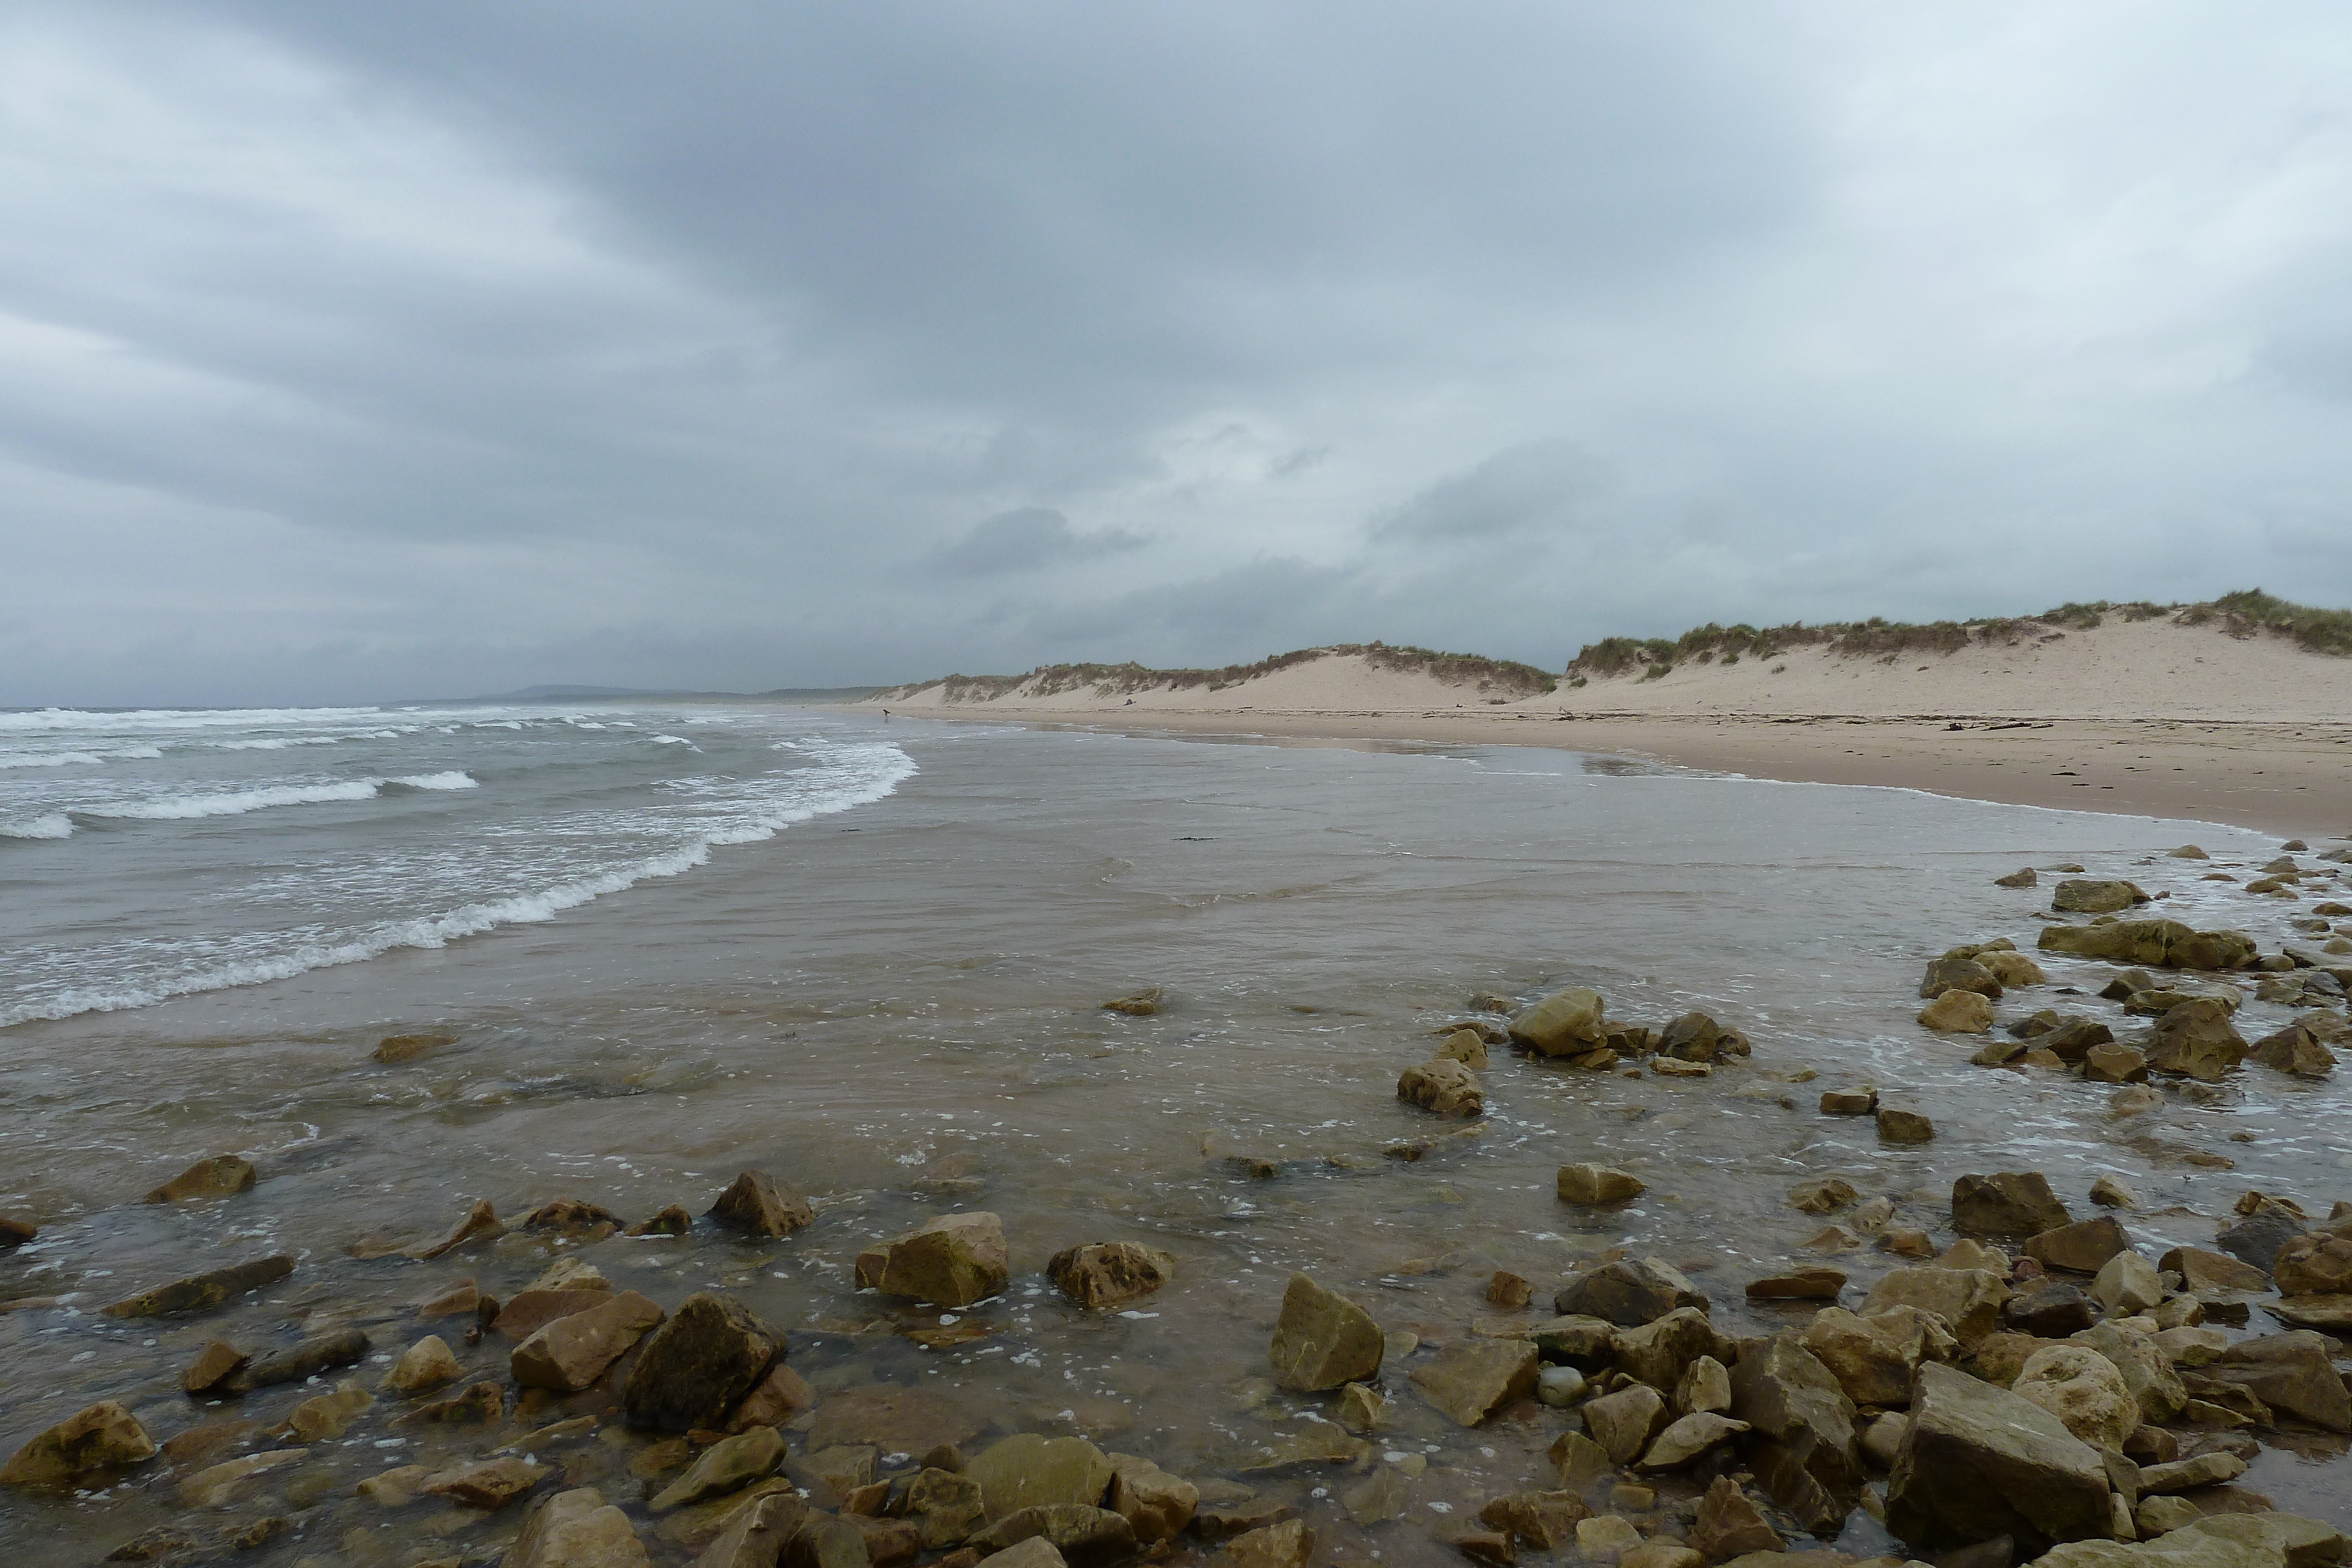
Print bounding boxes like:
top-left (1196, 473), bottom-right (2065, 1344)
top-left (860, 705), bottom-right (2352, 840)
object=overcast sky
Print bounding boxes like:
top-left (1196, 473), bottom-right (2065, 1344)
top-left (4, 2), bottom-right (2349, 704)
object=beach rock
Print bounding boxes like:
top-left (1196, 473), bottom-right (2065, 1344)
top-left (385, 1334), bottom-right (462, 1393)
top-left (1690, 1476), bottom-right (1784, 1562)
top-left (1538, 1366), bottom-right (1588, 1407)
top-left (1045, 1242), bottom-right (1174, 1310)
top-left (1435, 1028), bottom-right (1491, 1069)
top-left (857, 1213), bottom-right (1009, 1306)
top-left (899, 1467), bottom-right (988, 1549)
top-left (707, 1171), bottom-right (815, 1238)
top-left (1984, 952), bottom-right (2049, 988)
top-left (2006, 1283), bottom-right (2099, 1338)
top-left (1748, 1268), bottom-right (1846, 1301)
top-left (690, 1490), bottom-right (807, 1568)
top-left (1879, 1109), bottom-right (1936, 1144)
top-left (1101, 988), bottom-right (1162, 1016)
top-left (1480, 1489), bottom-right (1591, 1550)
top-left (1104, 1453), bottom-right (1195, 1542)
top-left (279, 1384), bottom-right (372, 1446)
top-left (1485, 1269), bottom-right (1532, 1309)
top-left (1615, 1307), bottom-right (1734, 1390)
top-left (2040, 921), bottom-right (2259, 971)
top-left (2073, 1322), bottom-right (2186, 1423)
top-left (1639, 1412), bottom-right (1750, 1469)
top-left (2054, 880), bottom-right (2147, 913)
top-left (2249, 1026), bottom-right (2337, 1078)
top-left (2012, 1345), bottom-right (2138, 1450)
top-left (1800, 1306), bottom-right (1956, 1407)
top-left (1213, 1519), bottom-right (1314, 1568)
top-left (2154, 1241), bottom-right (2267, 1298)
top-left (101, 1253), bottom-right (293, 1318)
top-left (1512, 986), bottom-right (1607, 1055)
top-left (1659, 1012), bottom-right (1727, 1061)
top-left (1923, 955), bottom-right (2006, 999)
top-left (2090, 1253), bottom-right (2162, 1316)
top-left (970, 1506), bottom-right (1135, 1568)
top-left (407, 1198), bottom-right (504, 1259)
top-left (2084, 1044), bottom-right (2150, 1084)
top-left (509, 1486), bottom-right (653, 1567)
top-left (1583, 1384), bottom-right (1669, 1465)
top-left (2040, 1018), bottom-right (2118, 1061)
top-left (2216, 1201), bottom-right (2308, 1274)
top-left (2034, 1512), bottom-right (2349, 1568)
top-left (2026, 1218), bottom-right (2133, 1275)
top-left (1821, 1089), bottom-right (1878, 1116)
top-left (1399, 1058), bottom-right (1486, 1117)
top-left (176, 1448), bottom-right (304, 1509)
top-left (1998, 869), bottom-right (2040, 888)
top-left (1790, 1178), bottom-right (1859, 1215)
top-left (401, 1379), bottom-right (505, 1426)
top-left (515, 1290), bottom-right (665, 1392)
top-left (1558, 1164), bottom-right (1646, 1205)
top-left (623, 1293), bottom-right (777, 1432)
top-left (967, 1435), bottom-right (1115, 1520)
top-left (1885, 1362), bottom-right (2111, 1551)
top-left (2145, 1001), bottom-right (2249, 1082)
top-left (2214, 1333), bottom-right (2352, 1430)
top-left (520, 1198), bottom-right (626, 1241)
top-left (1556, 1258), bottom-right (1709, 1326)
top-left (182, 1339), bottom-right (248, 1393)
top-left (496, 1288), bottom-right (616, 1339)
top-left (226, 1328), bottom-right (370, 1393)
top-left (1413, 1339), bottom-right (1538, 1425)
top-left (143, 1154), bottom-right (256, 1203)
top-left (630, 1205), bottom-right (694, 1238)
top-left (1728, 1333), bottom-right (1862, 1533)
top-left (416, 1277), bottom-right (480, 1317)
top-left (1676, 1355), bottom-right (1732, 1416)
top-left (650, 1426), bottom-right (784, 1510)
top-left (2135, 1452), bottom-right (2248, 1496)
top-left (1956, 1173), bottom-right (2071, 1238)
top-left (2274, 1234), bottom-right (2352, 1296)
top-left (1267, 1272), bottom-right (1382, 1390)
top-left (373, 1031), bottom-right (456, 1064)
top-left (1576, 1515), bottom-right (1646, 1565)
top-left (1863, 1266), bottom-right (2010, 1346)
top-left (1921, 991), bottom-right (1995, 1033)
top-left (0, 1402), bottom-right (156, 1487)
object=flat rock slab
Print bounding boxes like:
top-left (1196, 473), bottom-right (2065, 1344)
top-left (1885, 1362), bottom-right (2110, 1551)
top-left (102, 1255), bottom-right (293, 1318)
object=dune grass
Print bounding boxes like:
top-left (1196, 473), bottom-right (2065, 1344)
top-left (888, 642), bottom-right (1558, 702)
top-left (1568, 591), bottom-right (2350, 678)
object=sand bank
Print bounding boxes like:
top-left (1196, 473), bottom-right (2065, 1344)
top-left (863, 618), bottom-right (2352, 837)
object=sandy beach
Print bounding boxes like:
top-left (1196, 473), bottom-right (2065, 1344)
top-left (866, 617), bottom-right (2352, 839)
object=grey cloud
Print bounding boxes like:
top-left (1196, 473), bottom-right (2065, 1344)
top-left (2, 2), bottom-right (2350, 706)
top-left (928, 507), bottom-right (1149, 575)
top-left (1372, 440), bottom-right (1614, 541)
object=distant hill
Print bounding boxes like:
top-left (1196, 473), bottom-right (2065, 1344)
top-left (435, 683), bottom-right (883, 704)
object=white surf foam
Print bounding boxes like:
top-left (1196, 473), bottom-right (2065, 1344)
top-left (385, 772), bottom-right (477, 791)
top-left (1, 739), bottom-right (916, 1027)
top-left (0, 813), bottom-right (74, 840)
top-left (87, 781), bottom-right (383, 821)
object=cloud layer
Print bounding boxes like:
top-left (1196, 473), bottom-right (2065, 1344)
top-left (3, 2), bottom-right (2349, 703)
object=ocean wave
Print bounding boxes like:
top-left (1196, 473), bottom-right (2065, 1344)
top-left (652, 735), bottom-right (696, 746)
top-left (0, 706), bottom-right (389, 733)
top-left (86, 781), bottom-right (383, 820)
top-left (385, 772), bottom-right (477, 791)
top-left (0, 740), bottom-right (916, 1027)
top-left (0, 813), bottom-right (74, 840)
top-left (0, 745), bottom-right (165, 769)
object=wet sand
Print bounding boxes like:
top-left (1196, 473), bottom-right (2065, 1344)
top-left (885, 708), bottom-right (2352, 842)
top-left (4, 723), bottom-right (2348, 1564)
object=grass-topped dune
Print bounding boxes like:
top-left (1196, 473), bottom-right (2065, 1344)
top-left (867, 591), bottom-right (2351, 724)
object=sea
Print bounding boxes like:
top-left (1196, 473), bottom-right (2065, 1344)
top-left (1, 702), bottom-right (2345, 1562)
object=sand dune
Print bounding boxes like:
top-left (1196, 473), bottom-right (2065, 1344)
top-left (875, 616), bottom-right (2350, 723)
top-left (865, 614), bottom-right (2352, 837)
